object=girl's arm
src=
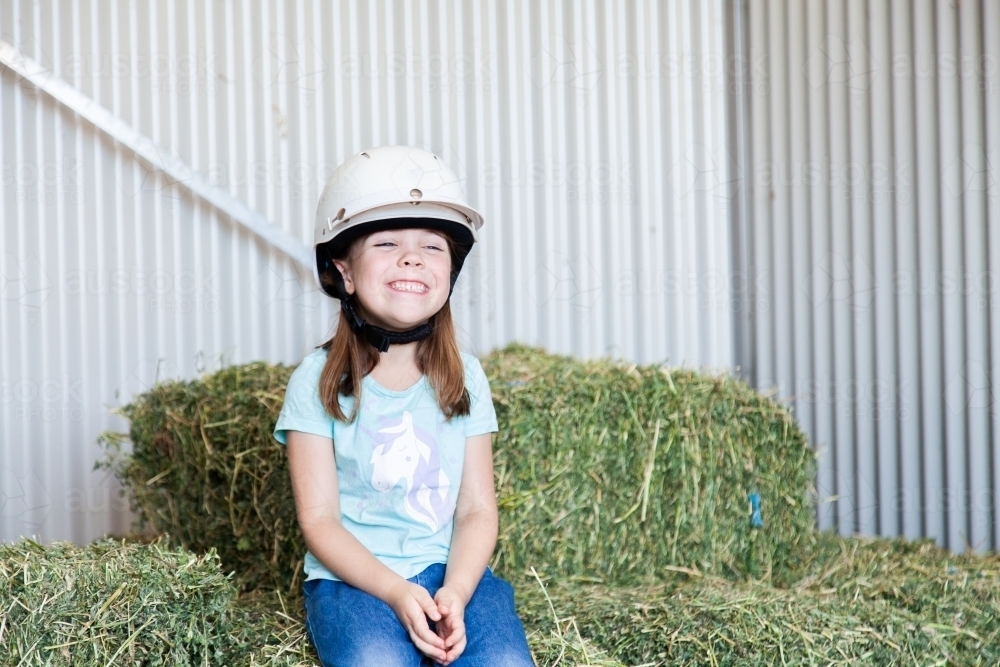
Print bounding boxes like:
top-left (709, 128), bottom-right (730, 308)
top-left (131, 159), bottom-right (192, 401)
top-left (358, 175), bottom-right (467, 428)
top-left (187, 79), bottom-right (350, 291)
top-left (285, 430), bottom-right (447, 660)
top-left (442, 431), bottom-right (500, 602)
top-left (433, 432), bottom-right (499, 663)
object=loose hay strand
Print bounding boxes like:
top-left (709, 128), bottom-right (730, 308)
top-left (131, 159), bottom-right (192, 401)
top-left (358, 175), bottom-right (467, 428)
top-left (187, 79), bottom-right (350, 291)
top-left (638, 418), bottom-right (661, 523)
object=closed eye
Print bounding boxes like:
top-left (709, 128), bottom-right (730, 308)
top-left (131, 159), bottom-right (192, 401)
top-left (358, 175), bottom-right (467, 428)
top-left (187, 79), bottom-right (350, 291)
top-left (375, 241), bottom-right (444, 251)
top-left (376, 242), bottom-right (443, 251)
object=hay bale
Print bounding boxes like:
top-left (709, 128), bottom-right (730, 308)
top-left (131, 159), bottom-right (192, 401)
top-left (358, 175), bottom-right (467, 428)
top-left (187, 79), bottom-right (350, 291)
top-left (485, 343), bottom-right (816, 582)
top-left (515, 533), bottom-right (1000, 665)
top-left (98, 361), bottom-right (298, 595)
top-left (779, 531), bottom-right (1000, 645)
top-left (0, 537), bottom-right (246, 666)
top-left (98, 343), bottom-right (815, 593)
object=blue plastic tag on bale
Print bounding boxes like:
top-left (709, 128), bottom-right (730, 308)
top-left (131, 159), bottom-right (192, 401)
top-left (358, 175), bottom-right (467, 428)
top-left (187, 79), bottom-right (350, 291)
top-left (749, 492), bottom-right (764, 528)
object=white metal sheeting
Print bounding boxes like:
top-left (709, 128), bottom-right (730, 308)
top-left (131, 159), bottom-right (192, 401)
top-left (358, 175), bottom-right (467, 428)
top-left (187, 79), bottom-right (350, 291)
top-left (0, 1), bottom-right (732, 545)
top-left (740, 0), bottom-right (1000, 552)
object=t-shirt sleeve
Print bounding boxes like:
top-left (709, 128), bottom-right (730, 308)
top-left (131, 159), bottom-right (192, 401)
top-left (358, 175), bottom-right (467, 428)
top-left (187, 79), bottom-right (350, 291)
top-left (273, 353), bottom-right (334, 445)
top-left (464, 356), bottom-right (499, 438)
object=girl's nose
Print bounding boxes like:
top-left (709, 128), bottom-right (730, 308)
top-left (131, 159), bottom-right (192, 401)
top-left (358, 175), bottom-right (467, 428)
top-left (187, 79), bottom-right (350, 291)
top-left (399, 247), bottom-right (423, 266)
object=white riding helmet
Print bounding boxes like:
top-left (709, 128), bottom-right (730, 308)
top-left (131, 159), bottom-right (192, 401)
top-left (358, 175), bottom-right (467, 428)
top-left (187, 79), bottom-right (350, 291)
top-left (313, 145), bottom-right (485, 301)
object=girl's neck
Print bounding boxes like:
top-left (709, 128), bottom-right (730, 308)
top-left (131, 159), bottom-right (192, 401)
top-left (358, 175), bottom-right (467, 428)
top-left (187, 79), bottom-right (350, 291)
top-left (370, 342), bottom-right (423, 390)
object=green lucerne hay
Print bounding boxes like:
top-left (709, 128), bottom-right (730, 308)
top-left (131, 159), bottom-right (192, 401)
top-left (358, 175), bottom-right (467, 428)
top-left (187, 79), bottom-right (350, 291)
top-left (483, 343), bottom-right (817, 583)
top-left (98, 342), bottom-right (816, 594)
top-left (778, 531), bottom-right (1000, 648)
top-left (517, 575), bottom-right (994, 666)
top-left (0, 537), bottom-right (253, 666)
top-left (50, 342), bottom-right (1000, 664)
top-left (4, 533), bottom-right (998, 666)
top-left (0, 537), bottom-right (626, 667)
top-left (98, 360), bottom-right (299, 595)
top-left (515, 532), bottom-right (1000, 666)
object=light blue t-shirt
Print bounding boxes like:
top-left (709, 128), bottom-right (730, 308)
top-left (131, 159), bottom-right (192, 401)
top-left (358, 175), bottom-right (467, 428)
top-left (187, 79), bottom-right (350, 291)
top-left (273, 348), bottom-right (499, 582)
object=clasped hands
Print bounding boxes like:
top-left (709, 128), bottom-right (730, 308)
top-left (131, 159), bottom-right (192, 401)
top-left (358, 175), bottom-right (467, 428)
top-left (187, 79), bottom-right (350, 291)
top-left (386, 580), bottom-right (468, 665)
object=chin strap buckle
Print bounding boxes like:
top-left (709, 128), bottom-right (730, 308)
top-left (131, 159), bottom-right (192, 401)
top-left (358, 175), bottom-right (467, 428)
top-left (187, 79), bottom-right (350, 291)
top-left (340, 295), bottom-right (435, 352)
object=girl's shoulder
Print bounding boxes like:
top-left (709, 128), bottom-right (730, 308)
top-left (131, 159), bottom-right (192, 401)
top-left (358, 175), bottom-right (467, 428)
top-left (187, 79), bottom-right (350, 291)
top-left (458, 350), bottom-right (481, 373)
top-left (302, 346), bottom-right (329, 365)
top-left (458, 351), bottom-right (490, 389)
top-left (285, 347), bottom-right (329, 387)
top-left (290, 346), bottom-right (329, 373)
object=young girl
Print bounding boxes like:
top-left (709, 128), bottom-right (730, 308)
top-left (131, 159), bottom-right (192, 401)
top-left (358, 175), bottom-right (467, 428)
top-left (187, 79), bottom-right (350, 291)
top-left (273, 146), bottom-right (535, 667)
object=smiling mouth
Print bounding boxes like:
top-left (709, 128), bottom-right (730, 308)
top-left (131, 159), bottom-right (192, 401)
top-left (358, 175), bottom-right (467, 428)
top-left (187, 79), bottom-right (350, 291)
top-left (388, 280), bottom-right (429, 294)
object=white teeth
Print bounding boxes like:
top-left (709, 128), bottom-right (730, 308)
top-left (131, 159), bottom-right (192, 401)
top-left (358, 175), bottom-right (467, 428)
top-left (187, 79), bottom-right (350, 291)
top-left (389, 281), bottom-right (427, 293)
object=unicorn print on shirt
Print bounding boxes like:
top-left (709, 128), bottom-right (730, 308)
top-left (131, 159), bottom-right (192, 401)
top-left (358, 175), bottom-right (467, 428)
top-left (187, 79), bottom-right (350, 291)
top-left (370, 411), bottom-right (452, 531)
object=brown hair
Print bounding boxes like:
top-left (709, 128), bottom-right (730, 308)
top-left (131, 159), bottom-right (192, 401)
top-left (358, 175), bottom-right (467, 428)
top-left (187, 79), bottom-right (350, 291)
top-left (316, 231), bottom-right (471, 424)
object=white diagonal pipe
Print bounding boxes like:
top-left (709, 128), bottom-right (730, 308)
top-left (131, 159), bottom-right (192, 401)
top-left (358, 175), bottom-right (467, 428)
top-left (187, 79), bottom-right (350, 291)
top-left (0, 40), bottom-right (313, 272)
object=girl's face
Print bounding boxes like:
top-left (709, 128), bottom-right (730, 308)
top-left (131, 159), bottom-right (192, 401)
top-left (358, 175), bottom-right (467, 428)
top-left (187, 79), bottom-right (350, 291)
top-left (333, 227), bottom-right (452, 332)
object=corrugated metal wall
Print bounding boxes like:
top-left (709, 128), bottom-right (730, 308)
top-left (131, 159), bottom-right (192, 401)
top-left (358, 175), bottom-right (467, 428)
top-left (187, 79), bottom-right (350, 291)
top-left (737, 0), bottom-right (1000, 552)
top-left (0, 1), bottom-right (732, 545)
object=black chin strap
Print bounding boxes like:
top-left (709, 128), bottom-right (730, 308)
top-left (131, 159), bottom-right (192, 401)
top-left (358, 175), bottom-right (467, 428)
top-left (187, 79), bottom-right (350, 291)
top-left (340, 295), bottom-right (435, 353)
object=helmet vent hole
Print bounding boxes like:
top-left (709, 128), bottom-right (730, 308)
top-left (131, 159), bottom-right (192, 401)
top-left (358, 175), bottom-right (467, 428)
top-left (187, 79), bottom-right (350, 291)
top-left (361, 152), bottom-right (370, 159)
top-left (336, 207), bottom-right (346, 220)
top-left (410, 188), bottom-right (423, 199)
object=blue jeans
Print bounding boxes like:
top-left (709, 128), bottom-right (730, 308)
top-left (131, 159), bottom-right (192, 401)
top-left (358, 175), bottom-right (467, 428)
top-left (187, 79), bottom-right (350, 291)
top-left (302, 563), bottom-right (535, 667)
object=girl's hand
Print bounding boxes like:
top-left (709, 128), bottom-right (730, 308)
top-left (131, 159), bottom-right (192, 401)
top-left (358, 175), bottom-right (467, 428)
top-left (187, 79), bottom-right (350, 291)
top-left (385, 579), bottom-right (447, 662)
top-left (433, 586), bottom-right (468, 665)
